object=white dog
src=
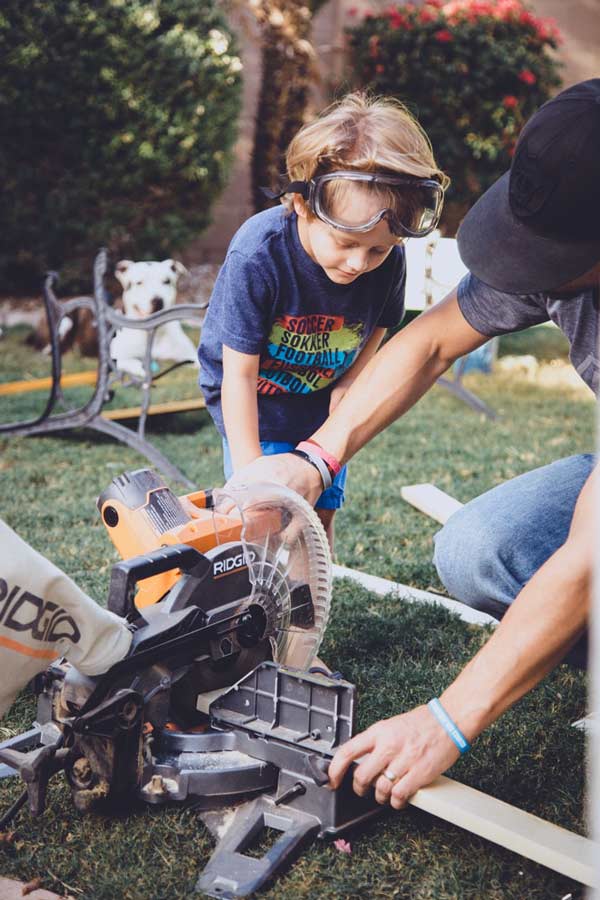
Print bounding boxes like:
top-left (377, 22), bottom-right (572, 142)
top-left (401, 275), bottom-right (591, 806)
top-left (110, 259), bottom-right (199, 379)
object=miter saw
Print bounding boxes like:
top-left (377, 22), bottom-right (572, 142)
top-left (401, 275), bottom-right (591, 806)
top-left (0, 470), bottom-right (382, 898)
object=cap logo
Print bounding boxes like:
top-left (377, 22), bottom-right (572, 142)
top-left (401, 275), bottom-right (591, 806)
top-left (509, 149), bottom-right (556, 219)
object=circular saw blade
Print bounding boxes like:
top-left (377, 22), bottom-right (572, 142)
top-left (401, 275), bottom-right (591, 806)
top-left (213, 482), bottom-right (332, 670)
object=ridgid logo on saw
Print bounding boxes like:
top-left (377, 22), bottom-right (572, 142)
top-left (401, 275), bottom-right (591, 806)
top-left (0, 579), bottom-right (81, 644)
top-left (213, 550), bottom-right (256, 578)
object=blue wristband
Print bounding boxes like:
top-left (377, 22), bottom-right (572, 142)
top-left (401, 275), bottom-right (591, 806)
top-left (427, 698), bottom-right (471, 754)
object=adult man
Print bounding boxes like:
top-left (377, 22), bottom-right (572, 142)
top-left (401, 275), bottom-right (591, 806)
top-left (226, 79), bottom-right (599, 806)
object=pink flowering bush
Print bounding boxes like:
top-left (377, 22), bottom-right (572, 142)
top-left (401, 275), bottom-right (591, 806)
top-left (346, 0), bottom-right (562, 221)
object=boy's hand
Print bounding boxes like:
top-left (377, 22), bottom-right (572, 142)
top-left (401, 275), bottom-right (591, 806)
top-left (225, 452), bottom-right (322, 505)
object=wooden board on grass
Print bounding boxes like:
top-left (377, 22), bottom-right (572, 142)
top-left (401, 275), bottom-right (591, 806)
top-left (401, 483), bottom-right (464, 525)
top-left (101, 397), bottom-right (205, 420)
top-left (412, 775), bottom-right (595, 887)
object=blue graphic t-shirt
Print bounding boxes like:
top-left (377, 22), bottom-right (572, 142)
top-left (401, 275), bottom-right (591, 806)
top-left (198, 206), bottom-right (406, 441)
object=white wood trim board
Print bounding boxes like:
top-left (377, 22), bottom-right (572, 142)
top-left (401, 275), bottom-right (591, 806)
top-left (333, 564), bottom-right (496, 627)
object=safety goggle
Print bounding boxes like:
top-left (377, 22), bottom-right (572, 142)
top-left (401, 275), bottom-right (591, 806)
top-left (264, 170), bottom-right (445, 238)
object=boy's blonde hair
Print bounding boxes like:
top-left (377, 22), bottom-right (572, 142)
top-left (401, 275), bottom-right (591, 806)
top-left (284, 92), bottom-right (448, 225)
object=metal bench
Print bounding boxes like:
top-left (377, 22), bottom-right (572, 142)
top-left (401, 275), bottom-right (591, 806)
top-left (0, 249), bottom-right (207, 488)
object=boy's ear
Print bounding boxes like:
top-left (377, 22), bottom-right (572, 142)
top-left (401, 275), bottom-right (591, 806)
top-left (292, 195), bottom-right (309, 219)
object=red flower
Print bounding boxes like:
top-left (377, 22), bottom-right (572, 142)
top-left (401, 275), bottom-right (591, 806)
top-left (375, 64), bottom-right (385, 73)
top-left (347, 6), bottom-right (358, 16)
top-left (387, 9), bottom-right (409, 29)
top-left (518, 68), bottom-right (536, 85)
top-left (502, 95), bottom-right (518, 108)
top-left (368, 34), bottom-right (380, 58)
top-left (518, 10), bottom-right (536, 27)
top-left (419, 8), bottom-right (437, 22)
top-left (536, 17), bottom-right (562, 43)
top-left (434, 28), bottom-right (453, 42)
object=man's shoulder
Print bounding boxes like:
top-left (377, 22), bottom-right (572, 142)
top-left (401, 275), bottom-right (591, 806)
top-left (456, 272), bottom-right (550, 335)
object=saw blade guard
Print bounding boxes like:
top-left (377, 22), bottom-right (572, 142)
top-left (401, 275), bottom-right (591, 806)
top-left (212, 483), bottom-right (332, 670)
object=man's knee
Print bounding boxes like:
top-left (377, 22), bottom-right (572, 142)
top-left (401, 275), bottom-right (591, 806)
top-left (433, 506), bottom-right (514, 619)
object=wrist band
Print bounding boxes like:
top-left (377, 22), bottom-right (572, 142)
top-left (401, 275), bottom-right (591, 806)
top-left (427, 698), bottom-right (471, 754)
top-left (290, 449), bottom-right (332, 491)
top-left (296, 440), bottom-right (342, 477)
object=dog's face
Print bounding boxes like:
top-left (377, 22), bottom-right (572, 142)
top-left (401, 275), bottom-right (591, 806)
top-left (115, 259), bottom-right (188, 317)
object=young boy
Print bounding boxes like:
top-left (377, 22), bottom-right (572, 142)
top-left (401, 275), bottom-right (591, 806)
top-left (199, 93), bottom-right (447, 548)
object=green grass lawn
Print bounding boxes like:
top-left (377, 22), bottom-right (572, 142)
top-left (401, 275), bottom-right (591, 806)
top-left (0, 322), bottom-right (595, 898)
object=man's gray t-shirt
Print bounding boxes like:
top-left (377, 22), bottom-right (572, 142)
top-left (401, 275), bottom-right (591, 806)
top-left (457, 273), bottom-right (599, 394)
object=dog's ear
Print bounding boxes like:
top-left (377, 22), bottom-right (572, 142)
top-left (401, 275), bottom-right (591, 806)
top-left (115, 260), bottom-right (134, 286)
top-left (168, 259), bottom-right (189, 280)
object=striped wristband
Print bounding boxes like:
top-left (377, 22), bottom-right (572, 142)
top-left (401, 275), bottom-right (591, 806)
top-left (427, 698), bottom-right (471, 754)
top-left (296, 440), bottom-right (342, 477)
top-left (290, 449), bottom-right (332, 491)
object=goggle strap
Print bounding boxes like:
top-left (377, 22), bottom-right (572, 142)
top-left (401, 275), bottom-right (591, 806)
top-left (260, 181), bottom-right (310, 201)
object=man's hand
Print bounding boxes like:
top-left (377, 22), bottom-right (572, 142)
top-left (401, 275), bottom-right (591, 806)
top-left (328, 705), bottom-right (460, 808)
top-left (225, 452), bottom-right (323, 505)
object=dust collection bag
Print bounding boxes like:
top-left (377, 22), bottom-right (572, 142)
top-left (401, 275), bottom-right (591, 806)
top-left (0, 519), bottom-right (131, 718)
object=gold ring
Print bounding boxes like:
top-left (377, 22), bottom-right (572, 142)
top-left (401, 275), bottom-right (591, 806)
top-left (382, 768), bottom-right (398, 783)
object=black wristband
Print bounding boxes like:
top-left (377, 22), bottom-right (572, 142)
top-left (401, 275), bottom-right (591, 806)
top-left (289, 449), bottom-right (332, 491)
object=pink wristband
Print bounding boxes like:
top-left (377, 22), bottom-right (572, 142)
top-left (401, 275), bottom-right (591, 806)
top-left (296, 440), bottom-right (342, 477)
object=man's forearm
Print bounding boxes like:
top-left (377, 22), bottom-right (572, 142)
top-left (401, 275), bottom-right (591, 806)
top-left (312, 294), bottom-right (487, 464)
top-left (442, 530), bottom-right (590, 742)
top-left (313, 323), bottom-right (449, 463)
top-left (339, 326), bottom-right (386, 385)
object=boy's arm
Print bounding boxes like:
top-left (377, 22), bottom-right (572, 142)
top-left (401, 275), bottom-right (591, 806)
top-left (329, 326), bottom-right (386, 412)
top-left (221, 345), bottom-right (262, 472)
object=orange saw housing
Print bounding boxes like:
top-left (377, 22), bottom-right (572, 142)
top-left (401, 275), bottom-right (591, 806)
top-left (98, 469), bottom-right (243, 610)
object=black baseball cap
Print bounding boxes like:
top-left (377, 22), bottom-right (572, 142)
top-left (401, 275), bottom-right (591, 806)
top-left (457, 79), bottom-right (600, 293)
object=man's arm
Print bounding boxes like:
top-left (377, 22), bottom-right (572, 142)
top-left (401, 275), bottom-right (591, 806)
top-left (226, 289), bottom-right (488, 500)
top-left (314, 289), bottom-right (488, 462)
top-left (328, 465), bottom-right (596, 806)
top-left (329, 326), bottom-right (386, 413)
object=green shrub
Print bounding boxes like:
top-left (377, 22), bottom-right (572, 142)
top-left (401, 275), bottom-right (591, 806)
top-left (346, 0), bottom-right (562, 227)
top-left (0, 0), bottom-right (242, 292)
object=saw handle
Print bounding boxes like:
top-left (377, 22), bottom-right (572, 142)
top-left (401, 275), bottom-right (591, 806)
top-left (108, 544), bottom-right (210, 618)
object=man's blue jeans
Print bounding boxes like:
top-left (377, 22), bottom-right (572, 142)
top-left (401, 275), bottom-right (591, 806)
top-left (433, 454), bottom-right (595, 667)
